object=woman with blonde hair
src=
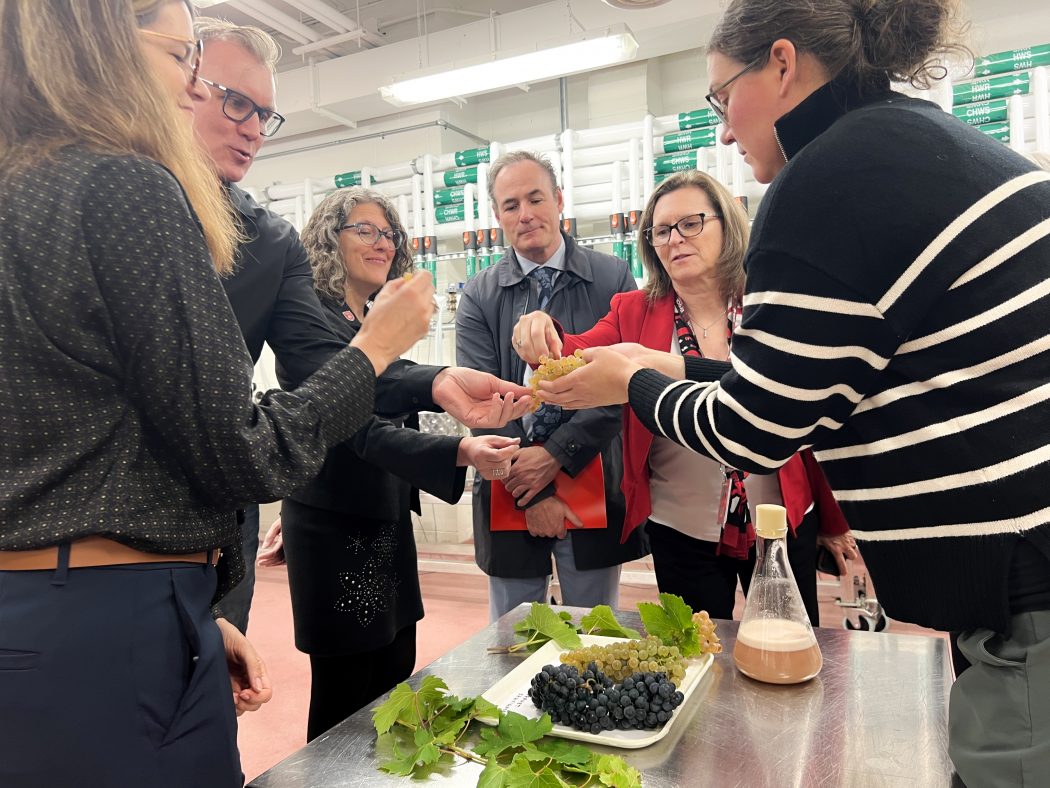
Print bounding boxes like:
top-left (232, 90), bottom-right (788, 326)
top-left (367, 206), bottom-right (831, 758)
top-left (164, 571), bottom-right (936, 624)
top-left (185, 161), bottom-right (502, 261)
top-left (0, 1), bottom-right (433, 784)
top-left (514, 170), bottom-right (853, 624)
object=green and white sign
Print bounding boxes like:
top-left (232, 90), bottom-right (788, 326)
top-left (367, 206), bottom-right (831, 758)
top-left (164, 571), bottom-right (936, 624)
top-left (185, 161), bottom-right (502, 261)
top-left (654, 150), bottom-right (700, 175)
top-left (975, 121), bottom-right (1011, 143)
top-left (676, 109), bottom-right (720, 130)
top-left (974, 44), bottom-right (1050, 77)
top-left (454, 147), bottom-right (490, 167)
top-left (662, 127), bottom-right (718, 153)
top-left (952, 98), bottom-right (1009, 126)
top-left (333, 170), bottom-right (372, 187)
top-left (434, 186), bottom-right (467, 206)
top-left (953, 73), bottom-right (1030, 106)
top-left (443, 166), bottom-right (478, 187)
top-left (435, 203), bottom-right (480, 224)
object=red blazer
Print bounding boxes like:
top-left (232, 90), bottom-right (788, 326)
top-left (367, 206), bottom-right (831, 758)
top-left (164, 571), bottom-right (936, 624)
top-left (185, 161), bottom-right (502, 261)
top-left (557, 290), bottom-right (849, 541)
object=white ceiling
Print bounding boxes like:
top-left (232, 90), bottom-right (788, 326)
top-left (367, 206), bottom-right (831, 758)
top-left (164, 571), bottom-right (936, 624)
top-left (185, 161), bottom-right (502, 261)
top-left (197, 0), bottom-right (555, 72)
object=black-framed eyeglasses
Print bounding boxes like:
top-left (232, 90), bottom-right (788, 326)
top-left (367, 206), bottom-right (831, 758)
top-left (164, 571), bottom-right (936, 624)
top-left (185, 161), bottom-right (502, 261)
top-left (199, 77), bottom-right (286, 137)
top-left (339, 222), bottom-right (405, 247)
top-left (140, 29), bottom-right (203, 85)
top-left (705, 54), bottom-right (766, 124)
top-left (643, 213), bottom-right (722, 247)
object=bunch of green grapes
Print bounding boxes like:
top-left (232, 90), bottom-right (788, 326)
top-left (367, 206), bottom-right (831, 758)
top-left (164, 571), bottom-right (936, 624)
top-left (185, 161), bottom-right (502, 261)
top-left (693, 611), bottom-right (723, 655)
top-left (529, 350), bottom-right (586, 412)
top-left (559, 636), bottom-right (687, 684)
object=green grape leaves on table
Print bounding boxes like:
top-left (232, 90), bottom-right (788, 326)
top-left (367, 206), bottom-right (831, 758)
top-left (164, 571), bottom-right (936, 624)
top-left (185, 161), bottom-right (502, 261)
top-left (488, 602), bottom-right (583, 654)
top-left (637, 593), bottom-right (702, 658)
top-left (371, 676), bottom-right (642, 787)
top-left (579, 604), bottom-right (641, 639)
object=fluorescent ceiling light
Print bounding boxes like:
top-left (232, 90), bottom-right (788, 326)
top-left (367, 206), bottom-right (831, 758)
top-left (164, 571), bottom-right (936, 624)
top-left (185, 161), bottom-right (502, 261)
top-left (380, 25), bottom-right (639, 106)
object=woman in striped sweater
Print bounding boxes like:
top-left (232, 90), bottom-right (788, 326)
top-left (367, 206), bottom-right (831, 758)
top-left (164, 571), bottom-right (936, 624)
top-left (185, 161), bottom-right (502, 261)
top-left (537, 1), bottom-right (1050, 784)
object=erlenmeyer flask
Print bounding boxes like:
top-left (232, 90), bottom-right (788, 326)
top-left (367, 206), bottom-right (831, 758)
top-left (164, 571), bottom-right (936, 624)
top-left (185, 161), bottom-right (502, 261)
top-left (733, 504), bottom-right (822, 684)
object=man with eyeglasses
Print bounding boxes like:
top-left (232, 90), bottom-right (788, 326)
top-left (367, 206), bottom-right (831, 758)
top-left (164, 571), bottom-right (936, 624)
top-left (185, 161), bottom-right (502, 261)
top-left (192, 18), bottom-right (530, 635)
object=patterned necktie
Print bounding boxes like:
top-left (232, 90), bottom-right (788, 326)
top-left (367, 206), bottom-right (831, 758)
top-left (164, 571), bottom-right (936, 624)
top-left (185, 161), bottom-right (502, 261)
top-left (529, 266), bottom-right (566, 443)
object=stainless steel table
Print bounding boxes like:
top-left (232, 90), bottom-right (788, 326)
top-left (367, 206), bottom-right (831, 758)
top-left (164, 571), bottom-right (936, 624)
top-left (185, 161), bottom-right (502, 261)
top-left (250, 608), bottom-right (957, 787)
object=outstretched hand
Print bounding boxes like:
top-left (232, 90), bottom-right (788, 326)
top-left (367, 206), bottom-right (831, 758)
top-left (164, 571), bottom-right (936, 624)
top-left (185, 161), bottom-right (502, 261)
top-left (433, 367), bottom-right (532, 428)
top-left (536, 346), bottom-right (641, 410)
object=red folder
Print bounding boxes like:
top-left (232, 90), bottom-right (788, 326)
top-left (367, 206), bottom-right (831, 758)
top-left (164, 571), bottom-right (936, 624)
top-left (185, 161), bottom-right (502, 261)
top-left (490, 456), bottom-right (607, 531)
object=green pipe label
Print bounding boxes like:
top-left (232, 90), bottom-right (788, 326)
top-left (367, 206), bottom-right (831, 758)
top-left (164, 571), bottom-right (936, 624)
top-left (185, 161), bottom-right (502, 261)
top-left (662, 127), bottom-right (718, 153)
top-left (677, 108), bottom-right (719, 130)
top-left (333, 170), bottom-right (372, 187)
top-left (435, 203), bottom-right (480, 224)
top-left (454, 147), bottom-right (490, 167)
top-left (654, 173), bottom-right (669, 185)
top-left (953, 73), bottom-right (1030, 106)
top-left (443, 166), bottom-right (478, 186)
top-left (466, 253), bottom-right (477, 278)
top-left (976, 121), bottom-right (1011, 142)
top-left (952, 98), bottom-right (1009, 126)
top-left (654, 150), bottom-right (700, 175)
top-left (974, 44), bottom-right (1050, 77)
top-left (434, 186), bottom-right (467, 206)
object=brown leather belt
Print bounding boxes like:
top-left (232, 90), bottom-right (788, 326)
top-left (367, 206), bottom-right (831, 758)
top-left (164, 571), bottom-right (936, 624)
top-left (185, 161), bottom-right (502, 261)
top-left (0, 536), bottom-right (217, 571)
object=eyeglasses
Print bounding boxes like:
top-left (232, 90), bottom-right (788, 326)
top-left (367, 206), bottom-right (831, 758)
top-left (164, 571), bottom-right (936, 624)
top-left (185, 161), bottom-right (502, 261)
top-left (199, 78), bottom-right (286, 137)
top-left (140, 29), bottom-right (203, 85)
top-left (705, 54), bottom-right (766, 124)
top-left (339, 222), bottom-right (405, 247)
top-left (643, 213), bottom-right (722, 247)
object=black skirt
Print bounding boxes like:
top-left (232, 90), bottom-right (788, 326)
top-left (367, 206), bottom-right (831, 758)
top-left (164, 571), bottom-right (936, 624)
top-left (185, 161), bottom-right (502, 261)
top-left (281, 498), bottom-right (424, 656)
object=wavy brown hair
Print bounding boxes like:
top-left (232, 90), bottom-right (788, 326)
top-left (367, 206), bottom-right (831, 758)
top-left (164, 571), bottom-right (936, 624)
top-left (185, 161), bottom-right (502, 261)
top-left (637, 171), bottom-right (750, 305)
top-left (0, 0), bottom-right (239, 274)
top-left (709, 0), bottom-right (970, 93)
top-left (301, 187), bottom-right (414, 302)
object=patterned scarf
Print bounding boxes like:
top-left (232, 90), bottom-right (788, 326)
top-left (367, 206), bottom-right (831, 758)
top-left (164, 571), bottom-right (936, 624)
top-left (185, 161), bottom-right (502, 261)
top-left (673, 294), bottom-right (754, 559)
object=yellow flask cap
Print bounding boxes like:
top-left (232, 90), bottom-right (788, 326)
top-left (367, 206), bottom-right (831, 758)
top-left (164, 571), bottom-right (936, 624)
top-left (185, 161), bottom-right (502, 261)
top-left (755, 504), bottom-right (788, 539)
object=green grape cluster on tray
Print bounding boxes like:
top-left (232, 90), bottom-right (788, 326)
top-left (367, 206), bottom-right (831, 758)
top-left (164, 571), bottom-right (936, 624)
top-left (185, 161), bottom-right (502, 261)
top-left (559, 635), bottom-right (687, 685)
top-left (529, 350), bottom-right (586, 411)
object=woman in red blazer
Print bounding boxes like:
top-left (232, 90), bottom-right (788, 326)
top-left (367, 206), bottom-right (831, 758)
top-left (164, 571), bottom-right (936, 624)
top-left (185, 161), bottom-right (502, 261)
top-left (514, 170), bottom-right (855, 624)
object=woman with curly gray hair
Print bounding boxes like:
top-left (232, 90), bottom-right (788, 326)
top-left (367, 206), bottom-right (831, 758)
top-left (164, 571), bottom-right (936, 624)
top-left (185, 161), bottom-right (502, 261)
top-left (262, 187), bottom-right (519, 740)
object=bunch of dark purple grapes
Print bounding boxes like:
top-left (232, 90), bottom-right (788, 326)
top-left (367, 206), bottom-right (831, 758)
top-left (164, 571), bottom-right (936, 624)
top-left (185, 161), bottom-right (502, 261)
top-left (528, 661), bottom-right (685, 735)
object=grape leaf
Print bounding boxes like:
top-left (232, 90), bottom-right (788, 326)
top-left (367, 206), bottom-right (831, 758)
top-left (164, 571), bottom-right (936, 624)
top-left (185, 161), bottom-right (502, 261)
top-left (377, 728), bottom-right (444, 777)
top-left (504, 753), bottom-right (572, 787)
top-left (528, 738), bottom-right (593, 767)
top-left (638, 593), bottom-right (701, 657)
top-left (580, 605), bottom-right (641, 639)
top-left (372, 675), bottom-right (448, 734)
top-left (594, 753), bottom-right (643, 788)
top-left (474, 711), bottom-right (553, 758)
top-left (513, 602), bottom-right (582, 650)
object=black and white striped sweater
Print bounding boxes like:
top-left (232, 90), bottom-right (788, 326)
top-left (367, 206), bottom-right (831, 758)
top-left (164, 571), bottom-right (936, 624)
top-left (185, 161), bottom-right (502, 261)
top-left (629, 79), bottom-right (1050, 632)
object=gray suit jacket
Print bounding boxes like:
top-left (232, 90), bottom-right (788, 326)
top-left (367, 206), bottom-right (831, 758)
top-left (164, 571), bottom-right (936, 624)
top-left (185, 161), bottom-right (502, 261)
top-left (455, 233), bottom-right (648, 577)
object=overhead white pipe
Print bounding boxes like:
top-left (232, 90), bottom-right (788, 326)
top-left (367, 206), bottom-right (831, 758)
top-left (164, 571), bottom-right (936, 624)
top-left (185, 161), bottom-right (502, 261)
top-left (561, 130), bottom-right (576, 221)
top-left (1034, 67), bottom-right (1050, 151)
top-left (611, 161), bottom-right (623, 216)
top-left (1009, 94), bottom-right (1027, 152)
top-left (410, 175), bottom-right (423, 242)
top-left (303, 177), bottom-right (315, 222)
top-left (293, 195), bottom-right (305, 231)
top-left (284, 0), bottom-right (383, 46)
top-left (396, 194), bottom-right (409, 235)
top-left (226, 0), bottom-right (318, 45)
top-left (477, 162), bottom-right (491, 231)
top-left (642, 114), bottom-right (656, 203)
top-left (573, 142), bottom-right (631, 168)
top-left (715, 126), bottom-right (730, 187)
top-left (627, 138), bottom-right (641, 218)
top-left (422, 155), bottom-right (436, 241)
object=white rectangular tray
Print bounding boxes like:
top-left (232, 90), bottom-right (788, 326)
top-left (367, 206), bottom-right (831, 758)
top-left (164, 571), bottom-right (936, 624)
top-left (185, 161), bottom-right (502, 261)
top-left (481, 634), bottom-right (714, 749)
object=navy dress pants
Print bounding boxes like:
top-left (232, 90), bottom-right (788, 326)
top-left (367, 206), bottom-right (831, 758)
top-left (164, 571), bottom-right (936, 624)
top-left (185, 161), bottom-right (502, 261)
top-left (0, 558), bottom-right (241, 788)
